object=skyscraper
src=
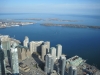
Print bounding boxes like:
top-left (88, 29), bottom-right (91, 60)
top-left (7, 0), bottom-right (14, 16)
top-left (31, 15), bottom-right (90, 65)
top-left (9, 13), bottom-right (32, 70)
top-left (41, 41), bottom-right (50, 61)
top-left (56, 44), bottom-right (62, 59)
top-left (0, 66), bottom-right (1, 75)
top-left (55, 63), bottom-right (60, 74)
top-left (29, 41), bottom-right (36, 54)
top-left (1, 40), bottom-right (10, 75)
top-left (50, 47), bottom-right (56, 62)
top-left (1, 41), bottom-right (11, 57)
top-left (69, 66), bottom-right (73, 75)
top-left (0, 61), bottom-right (1, 75)
top-left (29, 41), bottom-right (43, 54)
top-left (10, 43), bottom-right (19, 75)
top-left (0, 54), bottom-right (6, 75)
top-left (51, 58), bottom-right (54, 73)
top-left (41, 45), bottom-right (47, 61)
top-left (44, 54), bottom-right (54, 74)
top-left (17, 46), bottom-right (31, 60)
top-left (73, 67), bottom-right (77, 75)
top-left (23, 36), bottom-right (29, 47)
top-left (68, 66), bottom-right (77, 75)
top-left (60, 55), bottom-right (66, 75)
top-left (44, 41), bottom-right (50, 52)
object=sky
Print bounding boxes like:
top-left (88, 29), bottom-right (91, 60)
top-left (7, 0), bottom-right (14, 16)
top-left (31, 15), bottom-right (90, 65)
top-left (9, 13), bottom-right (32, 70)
top-left (0, 0), bottom-right (100, 15)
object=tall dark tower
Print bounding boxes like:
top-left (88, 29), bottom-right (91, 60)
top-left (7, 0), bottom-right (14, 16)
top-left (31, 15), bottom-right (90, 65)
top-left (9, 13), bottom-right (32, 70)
top-left (1, 41), bottom-right (11, 57)
top-left (0, 57), bottom-right (1, 75)
top-left (69, 66), bottom-right (73, 75)
top-left (60, 55), bottom-right (66, 75)
top-left (0, 45), bottom-right (6, 75)
top-left (68, 66), bottom-right (77, 75)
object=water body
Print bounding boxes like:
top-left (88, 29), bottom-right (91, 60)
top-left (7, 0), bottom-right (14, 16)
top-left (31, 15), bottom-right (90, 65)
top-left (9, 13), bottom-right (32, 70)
top-left (0, 13), bottom-right (100, 69)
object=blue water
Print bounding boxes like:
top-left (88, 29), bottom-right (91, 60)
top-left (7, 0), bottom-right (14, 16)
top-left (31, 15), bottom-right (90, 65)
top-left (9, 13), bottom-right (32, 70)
top-left (0, 13), bottom-right (100, 69)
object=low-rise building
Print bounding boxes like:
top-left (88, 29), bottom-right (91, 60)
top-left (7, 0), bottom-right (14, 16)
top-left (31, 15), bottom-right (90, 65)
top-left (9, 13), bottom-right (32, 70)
top-left (17, 45), bottom-right (31, 60)
top-left (66, 55), bottom-right (86, 68)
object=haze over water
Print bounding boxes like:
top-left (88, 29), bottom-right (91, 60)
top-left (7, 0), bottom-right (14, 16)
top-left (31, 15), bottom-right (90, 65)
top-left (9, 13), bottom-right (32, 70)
top-left (0, 13), bottom-right (100, 69)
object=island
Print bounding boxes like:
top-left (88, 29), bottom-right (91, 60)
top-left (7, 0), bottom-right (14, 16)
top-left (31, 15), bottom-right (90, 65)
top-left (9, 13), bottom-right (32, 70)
top-left (0, 19), bottom-right (100, 30)
top-left (41, 23), bottom-right (100, 29)
top-left (0, 18), bottom-right (79, 22)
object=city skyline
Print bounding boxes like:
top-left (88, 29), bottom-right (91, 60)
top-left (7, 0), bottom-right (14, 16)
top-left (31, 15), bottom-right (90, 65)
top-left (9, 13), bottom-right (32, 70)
top-left (0, 0), bottom-right (100, 15)
top-left (0, 34), bottom-right (100, 75)
top-left (0, 0), bottom-right (100, 74)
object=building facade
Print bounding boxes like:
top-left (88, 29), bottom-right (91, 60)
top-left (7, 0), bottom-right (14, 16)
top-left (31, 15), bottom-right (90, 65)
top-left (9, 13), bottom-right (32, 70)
top-left (1, 41), bottom-right (11, 57)
top-left (23, 36), bottom-right (29, 47)
top-left (50, 47), bottom-right (56, 62)
top-left (41, 45), bottom-right (47, 61)
top-left (10, 43), bottom-right (19, 75)
top-left (44, 54), bottom-right (54, 74)
top-left (29, 41), bottom-right (43, 54)
top-left (68, 66), bottom-right (77, 75)
top-left (56, 44), bottom-right (62, 59)
top-left (41, 41), bottom-right (50, 61)
top-left (44, 41), bottom-right (50, 52)
top-left (60, 55), bottom-right (66, 75)
top-left (17, 46), bottom-right (31, 60)
top-left (29, 41), bottom-right (36, 54)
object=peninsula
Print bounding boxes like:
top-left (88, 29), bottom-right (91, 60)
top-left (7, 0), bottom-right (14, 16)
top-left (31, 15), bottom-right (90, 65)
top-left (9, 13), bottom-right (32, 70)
top-left (0, 21), bottom-right (35, 28)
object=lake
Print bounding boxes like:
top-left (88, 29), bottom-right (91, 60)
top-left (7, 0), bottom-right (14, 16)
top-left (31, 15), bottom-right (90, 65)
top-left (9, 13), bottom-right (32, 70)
top-left (0, 13), bottom-right (100, 69)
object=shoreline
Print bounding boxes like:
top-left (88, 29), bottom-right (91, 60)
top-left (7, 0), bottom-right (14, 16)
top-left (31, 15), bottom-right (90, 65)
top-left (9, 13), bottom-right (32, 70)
top-left (0, 21), bottom-right (35, 29)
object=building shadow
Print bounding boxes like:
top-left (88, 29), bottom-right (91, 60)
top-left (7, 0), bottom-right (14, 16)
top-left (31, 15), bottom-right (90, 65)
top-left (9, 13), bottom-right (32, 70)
top-left (7, 50), bottom-right (11, 67)
top-left (32, 52), bottom-right (45, 70)
top-left (37, 46), bottom-right (41, 55)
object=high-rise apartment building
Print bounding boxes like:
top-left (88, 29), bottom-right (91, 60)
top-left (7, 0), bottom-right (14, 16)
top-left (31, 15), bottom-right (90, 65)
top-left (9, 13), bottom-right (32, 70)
top-left (0, 65), bottom-right (1, 75)
top-left (50, 47), bottom-right (56, 62)
top-left (1, 40), bottom-right (10, 75)
top-left (55, 63), bottom-right (60, 74)
top-left (73, 67), bottom-right (77, 75)
top-left (10, 43), bottom-right (19, 75)
top-left (69, 66), bottom-right (77, 75)
top-left (0, 48), bottom-right (5, 75)
top-left (0, 61), bottom-right (1, 75)
top-left (41, 45), bottom-right (47, 61)
top-left (1, 41), bottom-right (10, 57)
top-left (23, 36), bottom-right (29, 47)
top-left (17, 46), bottom-right (31, 60)
top-left (56, 44), bottom-right (62, 59)
top-left (0, 49), bottom-right (2, 75)
top-left (44, 41), bottom-right (50, 52)
top-left (29, 41), bottom-right (36, 54)
top-left (41, 41), bottom-right (50, 61)
top-left (29, 41), bottom-right (43, 54)
top-left (44, 54), bottom-right (54, 74)
top-left (60, 55), bottom-right (66, 75)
